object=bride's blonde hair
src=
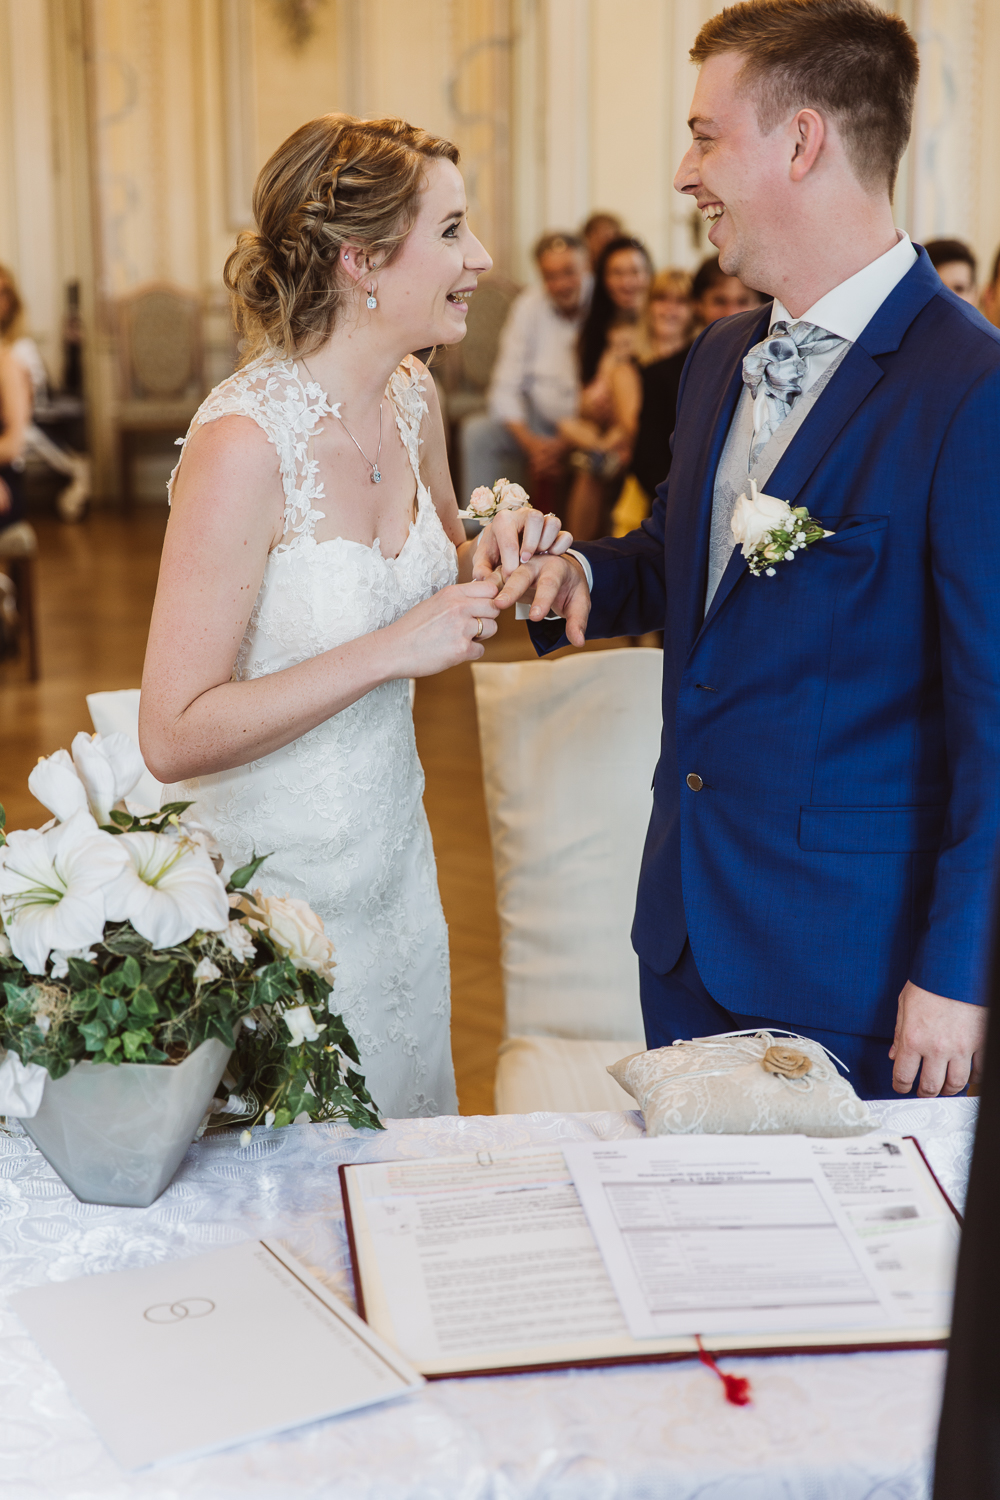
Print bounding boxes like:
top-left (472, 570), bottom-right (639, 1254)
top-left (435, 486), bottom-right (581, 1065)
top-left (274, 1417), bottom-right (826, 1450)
top-left (225, 113), bottom-right (459, 364)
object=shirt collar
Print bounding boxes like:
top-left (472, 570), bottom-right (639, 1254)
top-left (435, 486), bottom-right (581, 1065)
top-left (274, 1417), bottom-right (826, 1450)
top-left (769, 231), bottom-right (918, 342)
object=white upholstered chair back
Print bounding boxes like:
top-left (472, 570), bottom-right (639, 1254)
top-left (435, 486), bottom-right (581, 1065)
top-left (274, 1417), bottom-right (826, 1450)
top-left (472, 649), bottom-right (662, 1112)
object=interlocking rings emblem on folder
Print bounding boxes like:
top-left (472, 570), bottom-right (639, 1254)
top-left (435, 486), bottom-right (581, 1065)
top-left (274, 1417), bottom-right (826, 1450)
top-left (143, 1298), bottom-right (216, 1324)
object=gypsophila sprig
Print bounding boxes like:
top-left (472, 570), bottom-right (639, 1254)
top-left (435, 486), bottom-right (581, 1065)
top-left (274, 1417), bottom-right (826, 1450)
top-left (0, 734), bottom-right (380, 1132)
top-left (730, 479), bottom-right (835, 577)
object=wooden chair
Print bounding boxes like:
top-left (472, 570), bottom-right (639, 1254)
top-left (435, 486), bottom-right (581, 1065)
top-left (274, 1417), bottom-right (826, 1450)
top-left (0, 520), bottom-right (40, 680)
top-left (113, 283), bottom-right (205, 503)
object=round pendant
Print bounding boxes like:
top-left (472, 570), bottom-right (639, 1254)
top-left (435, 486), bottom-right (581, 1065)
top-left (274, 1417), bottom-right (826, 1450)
top-left (371, 468), bottom-right (381, 484)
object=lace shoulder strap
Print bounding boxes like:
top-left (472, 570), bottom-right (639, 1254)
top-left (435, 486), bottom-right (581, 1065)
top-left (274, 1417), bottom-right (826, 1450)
top-left (387, 354), bottom-right (429, 484)
top-left (167, 357), bottom-right (339, 543)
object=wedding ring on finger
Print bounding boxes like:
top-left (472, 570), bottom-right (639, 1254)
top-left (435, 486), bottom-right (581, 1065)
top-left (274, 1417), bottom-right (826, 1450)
top-left (473, 617), bottom-right (485, 640)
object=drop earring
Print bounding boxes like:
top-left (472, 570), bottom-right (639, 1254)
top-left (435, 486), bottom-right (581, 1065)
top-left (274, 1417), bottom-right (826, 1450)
top-left (366, 283), bottom-right (378, 310)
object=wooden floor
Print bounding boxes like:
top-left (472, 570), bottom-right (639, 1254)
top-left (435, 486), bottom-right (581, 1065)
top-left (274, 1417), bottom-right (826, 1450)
top-left (0, 511), bottom-right (619, 1115)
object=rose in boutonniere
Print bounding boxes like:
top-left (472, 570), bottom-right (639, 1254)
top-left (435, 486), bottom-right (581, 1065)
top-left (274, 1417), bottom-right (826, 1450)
top-left (731, 480), bottom-right (835, 577)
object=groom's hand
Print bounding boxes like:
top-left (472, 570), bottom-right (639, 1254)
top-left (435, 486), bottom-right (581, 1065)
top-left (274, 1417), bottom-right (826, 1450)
top-left (889, 981), bottom-right (988, 1096)
top-left (494, 552), bottom-right (591, 648)
top-left (473, 507), bottom-right (572, 584)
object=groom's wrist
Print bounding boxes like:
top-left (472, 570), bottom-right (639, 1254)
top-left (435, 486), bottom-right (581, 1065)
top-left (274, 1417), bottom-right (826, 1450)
top-left (565, 548), bottom-right (593, 592)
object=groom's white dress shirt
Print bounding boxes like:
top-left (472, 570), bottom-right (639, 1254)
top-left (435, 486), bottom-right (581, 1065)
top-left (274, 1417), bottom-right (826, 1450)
top-left (758, 231), bottom-right (917, 427)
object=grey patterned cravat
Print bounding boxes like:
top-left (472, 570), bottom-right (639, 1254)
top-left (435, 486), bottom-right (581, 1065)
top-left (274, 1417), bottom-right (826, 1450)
top-left (742, 321), bottom-right (846, 462)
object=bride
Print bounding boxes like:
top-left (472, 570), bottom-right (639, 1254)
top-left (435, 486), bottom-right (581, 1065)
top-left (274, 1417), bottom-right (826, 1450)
top-left (139, 114), bottom-right (569, 1118)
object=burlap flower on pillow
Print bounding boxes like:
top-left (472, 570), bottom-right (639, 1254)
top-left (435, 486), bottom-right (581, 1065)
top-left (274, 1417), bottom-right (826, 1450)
top-left (761, 1045), bottom-right (813, 1079)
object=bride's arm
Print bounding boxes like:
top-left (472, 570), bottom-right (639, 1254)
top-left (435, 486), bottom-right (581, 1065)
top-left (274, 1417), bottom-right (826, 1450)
top-left (415, 363), bottom-right (479, 582)
top-left (139, 413), bottom-right (498, 784)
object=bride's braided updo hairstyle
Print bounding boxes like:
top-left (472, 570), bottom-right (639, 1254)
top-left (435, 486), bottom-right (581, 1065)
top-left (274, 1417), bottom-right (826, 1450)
top-left (225, 113), bottom-right (460, 364)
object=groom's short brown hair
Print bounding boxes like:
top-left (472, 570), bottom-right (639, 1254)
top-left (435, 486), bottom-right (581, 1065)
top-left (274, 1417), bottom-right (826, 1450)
top-left (691, 0), bottom-right (919, 196)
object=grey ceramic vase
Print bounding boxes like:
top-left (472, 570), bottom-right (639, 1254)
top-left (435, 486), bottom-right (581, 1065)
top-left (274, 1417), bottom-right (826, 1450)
top-left (19, 1038), bottom-right (233, 1208)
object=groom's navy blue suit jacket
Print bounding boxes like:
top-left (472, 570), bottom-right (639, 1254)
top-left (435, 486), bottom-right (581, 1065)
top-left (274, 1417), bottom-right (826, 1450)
top-left (533, 249), bottom-right (1000, 1039)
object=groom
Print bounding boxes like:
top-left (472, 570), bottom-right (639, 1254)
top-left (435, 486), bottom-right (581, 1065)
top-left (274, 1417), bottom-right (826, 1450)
top-left (478, 0), bottom-right (1000, 1099)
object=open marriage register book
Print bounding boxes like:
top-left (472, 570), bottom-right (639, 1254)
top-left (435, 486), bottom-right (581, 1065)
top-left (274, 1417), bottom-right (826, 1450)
top-left (340, 1133), bottom-right (961, 1378)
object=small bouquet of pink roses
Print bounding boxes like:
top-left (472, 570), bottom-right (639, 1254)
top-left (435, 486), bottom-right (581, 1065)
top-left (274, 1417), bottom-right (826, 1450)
top-left (457, 477), bottom-right (532, 521)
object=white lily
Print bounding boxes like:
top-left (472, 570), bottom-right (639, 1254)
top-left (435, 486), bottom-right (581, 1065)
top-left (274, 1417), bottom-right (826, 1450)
top-left (71, 731), bottom-right (145, 825)
top-left (104, 830), bottom-right (230, 948)
top-left (0, 809), bottom-right (129, 974)
top-left (28, 732), bottom-right (146, 827)
top-left (27, 748), bottom-right (88, 822)
top-left (282, 1004), bottom-right (326, 1046)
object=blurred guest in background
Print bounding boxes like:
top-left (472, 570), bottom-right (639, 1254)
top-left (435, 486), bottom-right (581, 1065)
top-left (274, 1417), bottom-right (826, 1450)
top-left (581, 211), bottom-right (625, 270)
top-left (609, 269), bottom-right (695, 535)
top-left (981, 246), bottom-right (1000, 328)
top-left (461, 231), bottom-right (590, 507)
top-left (0, 337), bottom-right (29, 530)
top-left (924, 238), bottom-right (978, 306)
top-left (691, 253), bottom-right (764, 327)
top-left (565, 236), bottom-right (653, 538)
top-left (0, 264), bottom-right (89, 522)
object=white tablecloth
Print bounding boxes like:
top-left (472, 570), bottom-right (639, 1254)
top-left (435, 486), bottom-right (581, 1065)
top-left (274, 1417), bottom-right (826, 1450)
top-left (1, 1097), bottom-right (978, 1500)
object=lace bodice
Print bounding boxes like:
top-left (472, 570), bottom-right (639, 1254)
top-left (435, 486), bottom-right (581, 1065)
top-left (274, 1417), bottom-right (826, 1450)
top-left (165, 355), bottom-right (458, 1119)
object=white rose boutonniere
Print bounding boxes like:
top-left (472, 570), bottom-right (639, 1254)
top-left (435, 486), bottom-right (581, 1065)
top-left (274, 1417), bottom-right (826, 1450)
top-left (457, 477), bottom-right (532, 521)
top-left (731, 479), bottom-right (835, 577)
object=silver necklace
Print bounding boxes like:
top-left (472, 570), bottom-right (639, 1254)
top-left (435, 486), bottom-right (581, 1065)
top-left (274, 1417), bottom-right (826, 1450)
top-left (301, 358), bottom-right (383, 483)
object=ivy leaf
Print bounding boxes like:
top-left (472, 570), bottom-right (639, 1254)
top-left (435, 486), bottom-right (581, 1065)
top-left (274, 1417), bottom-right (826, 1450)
top-left (80, 1018), bottom-right (109, 1051)
top-left (227, 851), bottom-right (271, 891)
top-left (121, 956), bottom-right (142, 991)
top-left (122, 1028), bottom-right (154, 1061)
top-left (129, 987), bottom-right (159, 1020)
top-left (97, 993), bottom-right (128, 1028)
top-left (66, 956), bottom-right (99, 987)
top-left (157, 801), bottom-right (195, 817)
top-left (272, 1108), bottom-right (292, 1128)
top-left (101, 1036), bottom-right (123, 1063)
top-left (101, 926), bottom-right (152, 958)
top-left (142, 959), bottom-right (176, 991)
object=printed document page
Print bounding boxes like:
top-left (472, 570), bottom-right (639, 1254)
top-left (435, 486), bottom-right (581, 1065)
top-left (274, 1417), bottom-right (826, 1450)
top-left (12, 1238), bottom-right (423, 1470)
top-left (563, 1136), bottom-right (896, 1339)
top-left (346, 1149), bottom-right (634, 1370)
top-left (810, 1135), bottom-right (959, 1327)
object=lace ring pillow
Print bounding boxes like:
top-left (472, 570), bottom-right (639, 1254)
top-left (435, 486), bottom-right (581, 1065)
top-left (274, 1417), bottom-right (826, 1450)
top-left (608, 1031), bottom-right (874, 1137)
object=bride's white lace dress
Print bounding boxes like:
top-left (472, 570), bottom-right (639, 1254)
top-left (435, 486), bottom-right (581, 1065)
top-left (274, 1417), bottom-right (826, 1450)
top-left (165, 354), bottom-right (458, 1119)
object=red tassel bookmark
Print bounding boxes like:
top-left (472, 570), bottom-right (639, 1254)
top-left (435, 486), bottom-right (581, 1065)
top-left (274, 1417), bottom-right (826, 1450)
top-left (695, 1336), bottom-right (753, 1407)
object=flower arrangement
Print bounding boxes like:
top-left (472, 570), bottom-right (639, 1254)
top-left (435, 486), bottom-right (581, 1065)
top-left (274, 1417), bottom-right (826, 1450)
top-left (458, 477), bottom-right (531, 521)
top-left (731, 480), bottom-right (834, 577)
top-left (0, 732), bottom-right (380, 1134)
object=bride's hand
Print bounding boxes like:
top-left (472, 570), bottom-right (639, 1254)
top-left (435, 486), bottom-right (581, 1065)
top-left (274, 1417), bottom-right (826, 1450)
top-left (387, 580), bottom-right (500, 677)
top-left (472, 508), bottom-right (572, 585)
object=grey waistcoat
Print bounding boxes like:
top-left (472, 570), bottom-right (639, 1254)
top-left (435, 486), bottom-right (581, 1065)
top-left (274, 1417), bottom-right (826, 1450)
top-left (705, 345), bottom-right (849, 613)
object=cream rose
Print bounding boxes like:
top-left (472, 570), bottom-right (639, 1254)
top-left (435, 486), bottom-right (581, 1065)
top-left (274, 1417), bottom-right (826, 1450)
top-left (495, 481), bottom-right (530, 511)
top-left (730, 480), bottom-right (796, 559)
top-left (241, 890), bottom-right (336, 982)
top-left (466, 486), bottom-right (495, 517)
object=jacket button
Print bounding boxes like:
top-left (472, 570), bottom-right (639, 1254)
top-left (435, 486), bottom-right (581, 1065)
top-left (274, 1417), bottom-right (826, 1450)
top-left (686, 773), bottom-right (704, 791)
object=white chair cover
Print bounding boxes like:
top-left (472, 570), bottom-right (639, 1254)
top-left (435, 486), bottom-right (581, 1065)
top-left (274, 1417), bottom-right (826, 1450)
top-left (86, 688), bottom-right (164, 813)
top-left (473, 649), bottom-right (661, 1110)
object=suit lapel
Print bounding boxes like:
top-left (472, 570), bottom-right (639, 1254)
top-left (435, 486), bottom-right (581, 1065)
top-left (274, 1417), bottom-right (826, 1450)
top-left (691, 249), bottom-right (943, 640)
top-left (669, 307), bottom-right (770, 649)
